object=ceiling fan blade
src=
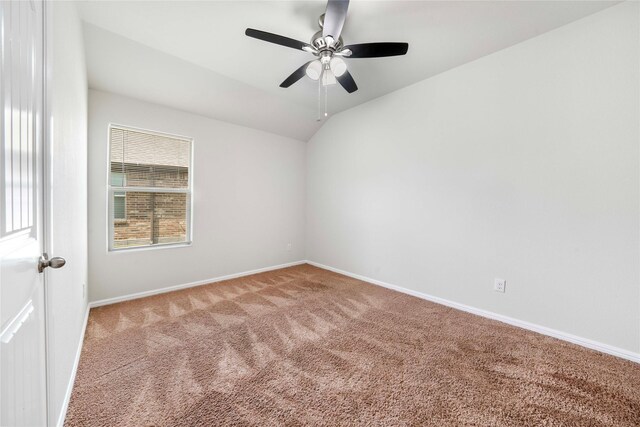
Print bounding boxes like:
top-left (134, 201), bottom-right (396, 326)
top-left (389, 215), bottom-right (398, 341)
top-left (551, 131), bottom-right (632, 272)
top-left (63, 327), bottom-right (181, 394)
top-left (280, 61), bottom-right (314, 88)
top-left (323, 0), bottom-right (349, 40)
top-left (343, 42), bottom-right (409, 58)
top-left (245, 28), bottom-right (311, 51)
top-left (336, 70), bottom-right (358, 93)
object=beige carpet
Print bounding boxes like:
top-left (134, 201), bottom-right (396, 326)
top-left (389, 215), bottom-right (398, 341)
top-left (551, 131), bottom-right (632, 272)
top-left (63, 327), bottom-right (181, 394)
top-left (66, 264), bottom-right (640, 426)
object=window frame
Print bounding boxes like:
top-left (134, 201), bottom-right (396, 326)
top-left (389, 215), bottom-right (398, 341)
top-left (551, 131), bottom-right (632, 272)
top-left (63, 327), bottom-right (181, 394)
top-left (106, 123), bottom-right (194, 252)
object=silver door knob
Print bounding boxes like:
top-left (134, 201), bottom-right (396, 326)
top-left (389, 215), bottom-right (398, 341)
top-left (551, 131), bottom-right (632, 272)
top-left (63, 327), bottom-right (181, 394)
top-left (38, 253), bottom-right (66, 273)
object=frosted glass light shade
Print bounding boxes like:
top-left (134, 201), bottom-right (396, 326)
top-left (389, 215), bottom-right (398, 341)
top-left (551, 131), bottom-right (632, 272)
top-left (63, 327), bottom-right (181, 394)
top-left (306, 60), bottom-right (322, 80)
top-left (322, 69), bottom-right (337, 86)
top-left (330, 57), bottom-right (347, 77)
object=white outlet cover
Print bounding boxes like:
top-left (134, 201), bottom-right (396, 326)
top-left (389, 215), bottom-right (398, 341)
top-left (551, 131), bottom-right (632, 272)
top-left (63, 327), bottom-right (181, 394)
top-left (494, 278), bottom-right (506, 293)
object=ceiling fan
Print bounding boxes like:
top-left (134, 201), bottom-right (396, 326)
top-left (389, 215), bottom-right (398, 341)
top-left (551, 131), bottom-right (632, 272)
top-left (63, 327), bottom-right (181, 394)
top-left (245, 0), bottom-right (409, 94)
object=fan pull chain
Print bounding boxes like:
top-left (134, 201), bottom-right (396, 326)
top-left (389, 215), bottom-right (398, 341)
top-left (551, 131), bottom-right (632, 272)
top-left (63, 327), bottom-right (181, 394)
top-left (316, 73), bottom-right (322, 121)
top-left (324, 84), bottom-right (328, 118)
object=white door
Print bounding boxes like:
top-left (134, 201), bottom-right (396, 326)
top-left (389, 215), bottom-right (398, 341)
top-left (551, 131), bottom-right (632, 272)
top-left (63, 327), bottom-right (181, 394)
top-left (0, 1), bottom-right (48, 425)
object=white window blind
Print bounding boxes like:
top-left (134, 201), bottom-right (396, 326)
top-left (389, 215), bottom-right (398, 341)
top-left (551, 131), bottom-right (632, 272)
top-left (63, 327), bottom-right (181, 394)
top-left (108, 125), bottom-right (192, 250)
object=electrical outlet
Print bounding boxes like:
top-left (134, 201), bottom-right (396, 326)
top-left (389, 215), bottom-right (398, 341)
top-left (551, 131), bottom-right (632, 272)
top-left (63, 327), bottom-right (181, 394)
top-left (286, 243), bottom-right (292, 251)
top-left (494, 278), bottom-right (506, 293)
top-left (82, 283), bottom-right (86, 298)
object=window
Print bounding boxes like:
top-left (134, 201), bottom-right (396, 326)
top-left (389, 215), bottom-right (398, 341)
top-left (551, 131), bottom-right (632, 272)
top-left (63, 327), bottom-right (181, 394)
top-left (108, 125), bottom-right (192, 250)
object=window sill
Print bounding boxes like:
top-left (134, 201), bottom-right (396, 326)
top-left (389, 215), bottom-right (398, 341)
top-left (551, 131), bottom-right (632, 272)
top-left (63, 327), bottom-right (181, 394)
top-left (108, 241), bottom-right (192, 253)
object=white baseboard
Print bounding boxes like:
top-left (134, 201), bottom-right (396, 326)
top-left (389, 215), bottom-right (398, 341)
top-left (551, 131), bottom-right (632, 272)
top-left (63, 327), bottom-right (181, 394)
top-left (56, 304), bottom-right (90, 427)
top-left (88, 260), bottom-right (307, 308)
top-left (307, 260), bottom-right (640, 364)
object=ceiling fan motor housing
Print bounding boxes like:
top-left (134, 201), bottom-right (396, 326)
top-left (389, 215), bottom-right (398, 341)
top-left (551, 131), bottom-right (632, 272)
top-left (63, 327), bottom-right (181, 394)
top-left (311, 30), bottom-right (343, 53)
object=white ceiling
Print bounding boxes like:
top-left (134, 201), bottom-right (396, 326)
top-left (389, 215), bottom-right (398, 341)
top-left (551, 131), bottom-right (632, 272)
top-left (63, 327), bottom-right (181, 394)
top-left (78, 0), bottom-right (618, 141)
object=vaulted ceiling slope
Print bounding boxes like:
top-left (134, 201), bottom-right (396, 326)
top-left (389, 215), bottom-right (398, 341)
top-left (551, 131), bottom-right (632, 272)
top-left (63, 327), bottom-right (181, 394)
top-left (83, 24), bottom-right (321, 141)
top-left (79, 0), bottom-right (618, 141)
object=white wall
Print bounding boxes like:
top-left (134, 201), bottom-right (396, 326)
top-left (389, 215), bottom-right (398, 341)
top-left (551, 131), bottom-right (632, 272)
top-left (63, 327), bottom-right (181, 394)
top-left (307, 2), bottom-right (640, 353)
top-left (88, 90), bottom-right (306, 302)
top-left (46, 2), bottom-right (88, 426)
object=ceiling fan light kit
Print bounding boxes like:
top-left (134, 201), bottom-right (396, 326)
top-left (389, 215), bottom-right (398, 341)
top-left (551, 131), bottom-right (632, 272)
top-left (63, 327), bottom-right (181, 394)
top-left (245, 0), bottom-right (409, 119)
